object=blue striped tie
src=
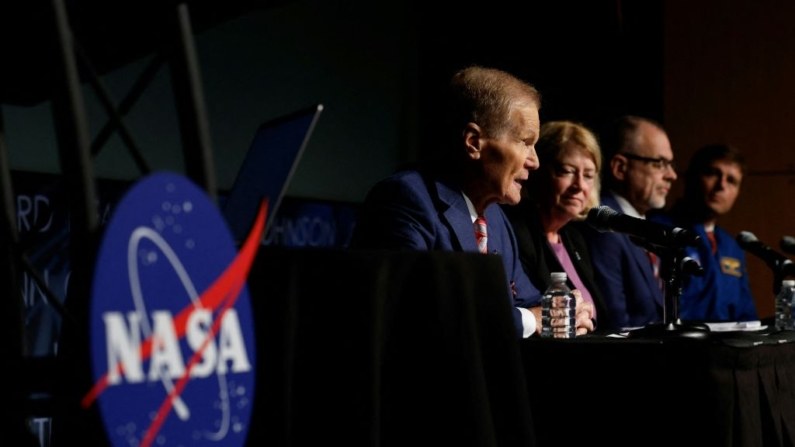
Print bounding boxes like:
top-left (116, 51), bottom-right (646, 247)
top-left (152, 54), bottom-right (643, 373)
top-left (474, 216), bottom-right (488, 254)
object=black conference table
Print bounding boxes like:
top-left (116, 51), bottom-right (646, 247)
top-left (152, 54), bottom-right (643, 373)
top-left (246, 248), bottom-right (795, 447)
top-left (33, 248), bottom-right (795, 447)
top-left (522, 327), bottom-right (795, 447)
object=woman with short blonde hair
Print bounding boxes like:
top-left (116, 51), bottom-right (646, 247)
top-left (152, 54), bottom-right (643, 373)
top-left (503, 120), bottom-right (610, 330)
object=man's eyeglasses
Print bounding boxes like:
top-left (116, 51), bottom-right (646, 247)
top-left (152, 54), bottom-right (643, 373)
top-left (619, 153), bottom-right (675, 171)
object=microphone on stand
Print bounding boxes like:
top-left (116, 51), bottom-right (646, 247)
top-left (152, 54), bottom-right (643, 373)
top-left (736, 231), bottom-right (795, 277)
top-left (586, 205), bottom-right (701, 249)
top-left (780, 235), bottom-right (795, 256)
top-left (587, 205), bottom-right (709, 339)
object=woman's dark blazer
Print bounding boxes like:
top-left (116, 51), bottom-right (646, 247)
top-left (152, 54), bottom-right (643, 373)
top-left (502, 202), bottom-right (612, 331)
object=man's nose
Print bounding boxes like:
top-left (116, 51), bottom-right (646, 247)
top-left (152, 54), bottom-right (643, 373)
top-left (664, 165), bottom-right (677, 181)
top-left (526, 149), bottom-right (540, 170)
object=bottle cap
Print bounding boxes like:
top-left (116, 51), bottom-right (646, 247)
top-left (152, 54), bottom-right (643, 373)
top-left (551, 272), bottom-right (567, 282)
top-left (783, 279), bottom-right (795, 287)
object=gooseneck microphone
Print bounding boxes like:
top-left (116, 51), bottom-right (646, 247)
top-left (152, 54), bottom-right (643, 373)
top-left (737, 231), bottom-right (795, 276)
top-left (585, 205), bottom-right (701, 249)
top-left (780, 235), bottom-right (795, 256)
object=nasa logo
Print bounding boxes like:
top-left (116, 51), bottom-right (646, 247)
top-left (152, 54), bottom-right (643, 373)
top-left (84, 172), bottom-right (264, 447)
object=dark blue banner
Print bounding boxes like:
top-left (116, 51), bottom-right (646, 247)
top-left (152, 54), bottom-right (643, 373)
top-left (11, 170), bottom-right (358, 359)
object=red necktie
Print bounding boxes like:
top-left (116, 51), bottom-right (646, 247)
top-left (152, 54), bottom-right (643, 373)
top-left (706, 230), bottom-right (717, 256)
top-left (474, 216), bottom-right (488, 254)
top-left (647, 250), bottom-right (663, 291)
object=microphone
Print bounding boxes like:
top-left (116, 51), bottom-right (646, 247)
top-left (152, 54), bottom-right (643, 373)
top-left (681, 256), bottom-right (705, 277)
top-left (780, 235), bottom-right (795, 256)
top-left (737, 231), bottom-right (795, 276)
top-left (585, 205), bottom-right (701, 249)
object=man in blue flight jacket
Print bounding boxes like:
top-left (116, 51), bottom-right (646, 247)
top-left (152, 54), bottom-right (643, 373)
top-left (652, 143), bottom-right (757, 322)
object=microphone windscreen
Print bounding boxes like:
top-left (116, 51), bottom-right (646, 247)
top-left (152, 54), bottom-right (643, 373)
top-left (736, 231), bottom-right (758, 248)
top-left (586, 205), bottom-right (619, 232)
top-left (781, 236), bottom-right (795, 253)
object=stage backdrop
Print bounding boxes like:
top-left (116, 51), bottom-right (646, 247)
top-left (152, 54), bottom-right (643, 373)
top-left (11, 170), bottom-right (359, 359)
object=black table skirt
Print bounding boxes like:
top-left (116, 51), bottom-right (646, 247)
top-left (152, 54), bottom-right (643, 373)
top-left (45, 247), bottom-right (795, 447)
top-left (521, 332), bottom-right (795, 447)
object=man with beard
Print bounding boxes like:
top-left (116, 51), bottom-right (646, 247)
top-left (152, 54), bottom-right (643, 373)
top-left (582, 116), bottom-right (677, 330)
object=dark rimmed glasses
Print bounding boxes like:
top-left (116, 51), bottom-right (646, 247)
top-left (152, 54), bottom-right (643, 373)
top-left (619, 152), bottom-right (675, 171)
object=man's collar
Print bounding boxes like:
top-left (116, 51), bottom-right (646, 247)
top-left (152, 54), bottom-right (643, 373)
top-left (462, 192), bottom-right (478, 223)
top-left (610, 190), bottom-right (644, 219)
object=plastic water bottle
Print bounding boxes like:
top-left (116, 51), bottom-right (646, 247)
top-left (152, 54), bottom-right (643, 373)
top-left (541, 272), bottom-right (576, 338)
top-left (775, 279), bottom-right (795, 331)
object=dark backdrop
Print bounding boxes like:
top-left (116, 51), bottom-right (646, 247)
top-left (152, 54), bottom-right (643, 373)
top-left (415, 0), bottom-right (664, 162)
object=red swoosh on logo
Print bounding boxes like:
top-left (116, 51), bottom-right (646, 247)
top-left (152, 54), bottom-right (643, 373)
top-left (82, 198), bottom-right (267, 447)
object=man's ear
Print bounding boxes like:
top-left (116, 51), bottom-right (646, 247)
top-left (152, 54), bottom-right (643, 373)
top-left (463, 122), bottom-right (483, 159)
top-left (611, 155), bottom-right (627, 181)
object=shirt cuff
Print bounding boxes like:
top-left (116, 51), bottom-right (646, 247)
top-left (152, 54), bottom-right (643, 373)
top-left (518, 307), bottom-right (536, 338)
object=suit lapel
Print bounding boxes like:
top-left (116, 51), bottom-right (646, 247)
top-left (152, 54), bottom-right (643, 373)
top-left (627, 237), bottom-right (663, 305)
top-left (483, 205), bottom-right (505, 256)
top-left (602, 192), bottom-right (663, 306)
top-left (434, 179), bottom-right (479, 252)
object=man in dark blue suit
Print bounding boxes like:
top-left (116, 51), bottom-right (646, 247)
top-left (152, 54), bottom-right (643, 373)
top-left (350, 66), bottom-right (595, 338)
top-left (583, 116), bottom-right (677, 330)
